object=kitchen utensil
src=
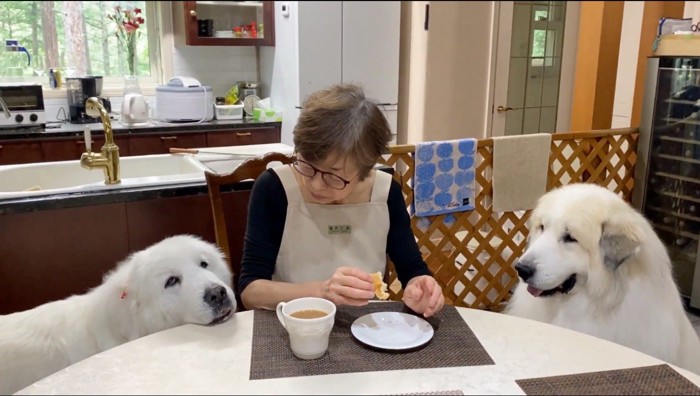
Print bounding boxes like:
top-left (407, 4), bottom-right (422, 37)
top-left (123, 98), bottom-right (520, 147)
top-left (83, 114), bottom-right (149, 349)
top-left (350, 311), bottom-right (434, 350)
top-left (121, 93), bottom-right (149, 125)
top-left (243, 95), bottom-right (260, 116)
top-left (155, 77), bottom-right (214, 122)
top-left (169, 147), bottom-right (258, 157)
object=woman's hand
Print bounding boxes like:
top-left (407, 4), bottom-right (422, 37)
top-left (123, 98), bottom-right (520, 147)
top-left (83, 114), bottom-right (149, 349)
top-left (402, 275), bottom-right (445, 317)
top-left (321, 266), bottom-right (375, 306)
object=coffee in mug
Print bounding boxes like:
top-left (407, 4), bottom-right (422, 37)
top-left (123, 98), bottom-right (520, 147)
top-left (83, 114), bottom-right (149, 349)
top-left (276, 297), bottom-right (336, 360)
top-left (290, 309), bottom-right (328, 319)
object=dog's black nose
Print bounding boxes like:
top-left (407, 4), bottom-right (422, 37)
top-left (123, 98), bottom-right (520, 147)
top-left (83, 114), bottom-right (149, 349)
top-left (204, 285), bottom-right (230, 309)
top-left (515, 261), bottom-right (536, 281)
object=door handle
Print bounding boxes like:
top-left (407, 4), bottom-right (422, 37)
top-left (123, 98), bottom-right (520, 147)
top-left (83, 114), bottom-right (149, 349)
top-left (496, 105), bottom-right (514, 113)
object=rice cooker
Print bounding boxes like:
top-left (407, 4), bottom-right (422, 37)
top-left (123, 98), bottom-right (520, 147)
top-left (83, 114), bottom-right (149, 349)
top-left (155, 76), bottom-right (214, 122)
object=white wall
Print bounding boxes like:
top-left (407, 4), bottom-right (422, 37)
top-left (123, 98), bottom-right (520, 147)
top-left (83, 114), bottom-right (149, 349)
top-left (555, 1), bottom-right (580, 133)
top-left (170, 46), bottom-right (258, 99)
top-left (259, 1), bottom-right (300, 146)
top-left (402, 1), bottom-right (495, 143)
top-left (402, 1), bottom-right (429, 145)
top-left (612, 1), bottom-right (644, 129)
top-left (685, 1), bottom-right (700, 21)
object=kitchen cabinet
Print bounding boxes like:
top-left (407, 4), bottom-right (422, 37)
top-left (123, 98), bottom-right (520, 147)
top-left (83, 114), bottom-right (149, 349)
top-left (0, 189), bottom-right (254, 315)
top-left (41, 136), bottom-right (131, 162)
top-left (633, 56), bottom-right (700, 309)
top-left (207, 127), bottom-right (279, 146)
top-left (271, 1), bottom-right (399, 144)
top-left (128, 132), bottom-right (207, 156)
top-left (0, 124), bottom-right (281, 165)
top-left (175, 1), bottom-right (275, 47)
top-left (0, 140), bottom-right (42, 165)
top-left (0, 203), bottom-right (131, 315)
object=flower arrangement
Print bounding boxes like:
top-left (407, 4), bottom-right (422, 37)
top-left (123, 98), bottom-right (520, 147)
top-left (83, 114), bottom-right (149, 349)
top-left (108, 6), bottom-right (144, 76)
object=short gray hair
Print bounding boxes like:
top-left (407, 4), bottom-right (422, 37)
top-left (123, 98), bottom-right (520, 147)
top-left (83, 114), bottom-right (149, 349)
top-left (293, 84), bottom-right (391, 180)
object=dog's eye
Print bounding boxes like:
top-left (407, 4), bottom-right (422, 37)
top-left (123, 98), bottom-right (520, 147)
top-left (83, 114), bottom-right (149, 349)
top-left (563, 233), bottom-right (578, 243)
top-left (164, 276), bottom-right (180, 288)
top-left (200, 261), bottom-right (208, 269)
top-left (537, 224), bottom-right (544, 232)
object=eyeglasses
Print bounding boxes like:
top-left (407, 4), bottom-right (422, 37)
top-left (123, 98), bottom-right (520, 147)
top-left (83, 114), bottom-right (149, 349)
top-left (292, 158), bottom-right (356, 190)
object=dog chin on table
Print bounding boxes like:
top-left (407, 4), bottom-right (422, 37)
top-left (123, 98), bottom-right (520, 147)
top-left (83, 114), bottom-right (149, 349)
top-left (505, 183), bottom-right (700, 375)
top-left (0, 234), bottom-right (236, 395)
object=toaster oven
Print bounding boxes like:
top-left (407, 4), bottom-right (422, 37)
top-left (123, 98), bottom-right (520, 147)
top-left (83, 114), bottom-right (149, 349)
top-left (0, 83), bottom-right (46, 128)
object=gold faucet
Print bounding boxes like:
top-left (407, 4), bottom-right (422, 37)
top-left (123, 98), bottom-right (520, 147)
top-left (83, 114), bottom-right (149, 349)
top-left (80, 97), bottom-right (120, 185)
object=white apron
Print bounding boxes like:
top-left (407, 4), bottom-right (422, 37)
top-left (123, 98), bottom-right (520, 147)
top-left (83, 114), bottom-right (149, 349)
top-left (271, 165), bottom-right (391, 283)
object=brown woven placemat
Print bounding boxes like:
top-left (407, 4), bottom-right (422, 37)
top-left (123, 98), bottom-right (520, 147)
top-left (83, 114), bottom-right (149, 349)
top-left (516, 364), bottom-right (700, 395)
top-left (250, 302), bottom-right (494, 380)
top-left (392, 391), bottom-right (464, 395)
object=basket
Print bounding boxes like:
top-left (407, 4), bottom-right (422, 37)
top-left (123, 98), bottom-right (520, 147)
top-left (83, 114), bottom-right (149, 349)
top-left (214, 104), bottom-right (244, 120)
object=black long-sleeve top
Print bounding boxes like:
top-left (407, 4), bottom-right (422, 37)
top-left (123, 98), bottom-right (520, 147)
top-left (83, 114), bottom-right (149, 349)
top-left (238, 168), bottom-right (432, 296)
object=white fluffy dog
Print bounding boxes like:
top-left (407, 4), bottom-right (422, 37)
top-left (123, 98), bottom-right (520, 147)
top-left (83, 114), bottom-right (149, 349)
top-left (505, 183), bottom-right (700, 374)
top-left (0, 234), bottom-right (236, 394)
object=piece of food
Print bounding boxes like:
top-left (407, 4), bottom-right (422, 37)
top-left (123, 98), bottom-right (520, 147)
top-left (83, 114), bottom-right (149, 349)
top-left (371, 271), bottom-right (390, 300)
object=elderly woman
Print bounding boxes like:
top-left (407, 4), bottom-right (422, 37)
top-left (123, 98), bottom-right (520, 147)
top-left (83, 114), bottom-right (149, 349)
top-left (238, 83), bottom-right (444, 317)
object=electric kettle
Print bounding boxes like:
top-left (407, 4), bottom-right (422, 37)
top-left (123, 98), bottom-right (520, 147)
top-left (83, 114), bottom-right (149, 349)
top-left (121, 93), bottom-right (149, 126)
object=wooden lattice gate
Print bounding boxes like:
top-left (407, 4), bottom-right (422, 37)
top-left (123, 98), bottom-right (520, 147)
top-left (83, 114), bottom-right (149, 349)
top-left (379, 128), bottom-right (639, 311)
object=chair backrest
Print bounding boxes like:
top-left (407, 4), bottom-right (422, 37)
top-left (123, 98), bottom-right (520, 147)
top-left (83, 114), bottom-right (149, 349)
top-left (205, 151), bottom-right (295, 292)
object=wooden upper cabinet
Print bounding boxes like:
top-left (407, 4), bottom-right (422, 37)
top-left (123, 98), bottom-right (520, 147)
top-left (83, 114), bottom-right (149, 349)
top-left (176, 1), bottom-right (275, 47)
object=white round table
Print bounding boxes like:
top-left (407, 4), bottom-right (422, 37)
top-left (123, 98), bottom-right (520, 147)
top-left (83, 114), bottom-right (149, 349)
top-left (16, 305), bottom-right (700, 395)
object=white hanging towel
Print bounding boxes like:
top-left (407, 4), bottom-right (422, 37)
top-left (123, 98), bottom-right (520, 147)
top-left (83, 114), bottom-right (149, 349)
top-left (491, 133), bottom-right (552, 213)
top-left (413, 138), bottom-right (477, 217)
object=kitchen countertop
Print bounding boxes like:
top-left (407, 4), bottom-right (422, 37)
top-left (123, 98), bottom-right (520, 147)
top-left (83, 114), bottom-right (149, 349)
top-left (0, 143), bottom-right (295, 215)
top-left (0, 118), bottom-right (281, 140)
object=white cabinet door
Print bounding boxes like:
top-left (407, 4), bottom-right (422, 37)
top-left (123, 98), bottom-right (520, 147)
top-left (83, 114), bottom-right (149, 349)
top-left (341, 1), bottom-right (400, 104)
top-left (298, 1), bottom-right (342, 105)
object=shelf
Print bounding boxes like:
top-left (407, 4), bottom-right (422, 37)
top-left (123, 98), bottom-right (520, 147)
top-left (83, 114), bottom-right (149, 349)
top-left (652, 223), bottom-right (700, 241)
top-left (658, 135), bottom-right (700, 145)
top-left (657, 190), bottom-right (700, 205)
top-left (196, 1), bottom-right (263, 7)
top-left (662, 117), bottom-right (700, 125)
top-left (660, 67), bottom-right (700, 72)
top-left (179, 1), bottom-right (274, 47)
top-left (665, 98), bottom-right (699, 105)
top-left (655, 153), bottom-right (700, 165)
top-left (646, 205), bottom-right (700, 223)
top-left (654, 171), bottom-right (700, 185)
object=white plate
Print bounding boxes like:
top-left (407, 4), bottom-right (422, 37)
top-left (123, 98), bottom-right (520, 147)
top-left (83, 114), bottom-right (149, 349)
top-left (350, 312), bottom-right (434, 350)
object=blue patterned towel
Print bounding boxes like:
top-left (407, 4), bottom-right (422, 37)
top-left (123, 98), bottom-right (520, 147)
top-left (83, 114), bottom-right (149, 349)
top-left (413, 139), bottom-right (477, 217)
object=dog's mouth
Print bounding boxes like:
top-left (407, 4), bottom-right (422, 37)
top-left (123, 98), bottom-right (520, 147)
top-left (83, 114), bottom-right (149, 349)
top-left (209, 307), bottom-right (233, 325)
top-left (527, 274), bottom-right (577, 297)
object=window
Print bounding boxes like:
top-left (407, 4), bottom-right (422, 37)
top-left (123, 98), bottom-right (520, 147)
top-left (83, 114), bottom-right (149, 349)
top-left (0, 1), bottom-right (161, 94)
top-left (531, 29), bottom-right (557, 67)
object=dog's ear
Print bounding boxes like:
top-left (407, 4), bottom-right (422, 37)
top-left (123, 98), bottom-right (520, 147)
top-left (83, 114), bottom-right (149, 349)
top-left (599, 214), bottom-right (643, 271)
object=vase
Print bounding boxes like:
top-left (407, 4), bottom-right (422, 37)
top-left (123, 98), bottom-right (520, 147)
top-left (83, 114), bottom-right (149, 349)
top-left (121, 75), bottom-right (149, 126)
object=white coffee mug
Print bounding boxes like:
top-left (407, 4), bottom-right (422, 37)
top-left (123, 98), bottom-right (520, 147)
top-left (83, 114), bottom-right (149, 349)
top-left (276, 297), bottom-right (336, 360)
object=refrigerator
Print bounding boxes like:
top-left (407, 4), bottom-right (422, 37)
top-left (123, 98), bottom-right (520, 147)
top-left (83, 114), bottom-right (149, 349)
top-left (632, 56), bottom-right (700, 309)
top-left (270, 1), bottom-right (400, 145)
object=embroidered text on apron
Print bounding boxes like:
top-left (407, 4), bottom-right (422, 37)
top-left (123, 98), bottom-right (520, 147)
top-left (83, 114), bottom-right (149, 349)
top-left (272, 165), bottom-right (391, 283)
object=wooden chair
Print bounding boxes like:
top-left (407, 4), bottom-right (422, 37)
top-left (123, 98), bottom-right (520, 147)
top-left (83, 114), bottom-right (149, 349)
top-left (205, 151), bottom-right (295, 295)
